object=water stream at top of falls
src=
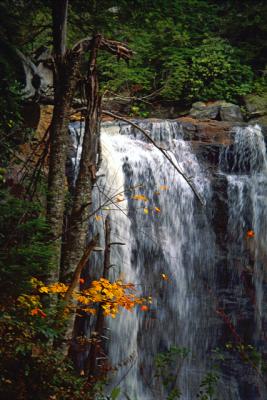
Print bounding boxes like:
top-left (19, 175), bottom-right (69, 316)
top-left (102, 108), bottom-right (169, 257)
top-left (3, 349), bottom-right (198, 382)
top-left (69, 121), bottom-right (267, 400)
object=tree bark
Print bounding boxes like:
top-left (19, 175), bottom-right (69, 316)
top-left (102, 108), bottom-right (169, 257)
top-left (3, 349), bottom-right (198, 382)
top-left (86, 215), bottom-right (111, 378)
top-left (61, 34), bottom-right (102, 280)
top-left (52, 0), bottom-right (68, 57)
top-left (47, 0), bottom-right (81, 281)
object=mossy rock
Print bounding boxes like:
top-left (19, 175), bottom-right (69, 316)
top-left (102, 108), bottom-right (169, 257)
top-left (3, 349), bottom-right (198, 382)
top-left (244, 94), bottom-right (267, 119)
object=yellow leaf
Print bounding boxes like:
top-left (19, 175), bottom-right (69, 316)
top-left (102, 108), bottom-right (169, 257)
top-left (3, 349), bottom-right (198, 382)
top-left (144, 207), bottom-right (149, 214)
top-left (132, 194), bottom-right (148, 202)
top-left (116, 194), bottom-right (124, 202)
top-left (159, 185), bottom-right (168, 190)
top-left (95, 215), bottom-right (102, 221)
top-left (161, 273), bottom-right (169, 281)
top-left (39, 286), bottom-right (49, 294)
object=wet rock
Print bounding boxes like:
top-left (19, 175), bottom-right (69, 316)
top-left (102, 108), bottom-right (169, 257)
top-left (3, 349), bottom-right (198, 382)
top-left (178, 116), bottom-right (234, 145)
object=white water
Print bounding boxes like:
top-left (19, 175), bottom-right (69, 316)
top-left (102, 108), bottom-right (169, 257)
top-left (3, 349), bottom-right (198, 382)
top-left (91, 121), bottom-right (215, 399)
top-left (69, 121), bottom-right (267, 400)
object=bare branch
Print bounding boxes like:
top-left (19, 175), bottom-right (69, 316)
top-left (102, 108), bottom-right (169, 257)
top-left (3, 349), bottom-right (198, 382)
top-left (72, 35), bottom-right (133, 61)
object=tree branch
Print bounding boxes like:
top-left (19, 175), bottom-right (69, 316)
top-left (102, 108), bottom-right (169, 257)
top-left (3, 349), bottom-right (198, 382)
top-left (63, 233), bottom-right (99, 304)
top-left (72, 35), bottom-right (133, 61)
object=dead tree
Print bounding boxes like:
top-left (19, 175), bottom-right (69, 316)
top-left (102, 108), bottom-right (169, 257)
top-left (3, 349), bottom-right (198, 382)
top-left (46, 0), bottom-right (132, 284)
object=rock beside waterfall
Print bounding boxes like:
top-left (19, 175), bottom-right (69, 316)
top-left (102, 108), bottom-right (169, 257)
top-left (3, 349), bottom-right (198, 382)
top-left (244, 93), bottom-right (267, 118)
top-left (244, 94), bottom-right (267, 127)
top-left (189, 101), bottom-right (220, 120)
top-left (178, 116), bottom-right (234, 145)
top-left (220, 102), bottom-right (243, 122)
top-left (189, 100), bottom-right (243, 122)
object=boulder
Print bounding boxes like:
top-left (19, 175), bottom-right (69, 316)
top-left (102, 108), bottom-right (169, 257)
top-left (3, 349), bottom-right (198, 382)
top-left (189, 100), bottom-right (243, 122)
top-left (189, 101), bottom-right (220, 120)
top-left (220, 102), bottom-right (243, 122)
top-left (244, 94), bottom-right (267, 119)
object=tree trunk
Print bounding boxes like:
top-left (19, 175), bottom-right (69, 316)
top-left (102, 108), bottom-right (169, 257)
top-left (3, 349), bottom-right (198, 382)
top-left (86, 215), bottom-right (111, 378)
top-left (47, 0), bottom-right (81, 281)
top-left (61, 34), bottom-right (102, 280)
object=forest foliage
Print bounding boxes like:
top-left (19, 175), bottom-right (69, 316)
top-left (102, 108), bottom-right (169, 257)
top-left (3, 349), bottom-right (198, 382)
top-left (0, 0), bottom-right (267, 109)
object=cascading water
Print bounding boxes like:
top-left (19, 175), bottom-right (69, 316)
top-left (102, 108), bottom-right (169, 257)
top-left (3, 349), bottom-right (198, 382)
top-left (218, 125), bottom-right (267, 399)
top-left (69, 120), bottom-right (267, 400)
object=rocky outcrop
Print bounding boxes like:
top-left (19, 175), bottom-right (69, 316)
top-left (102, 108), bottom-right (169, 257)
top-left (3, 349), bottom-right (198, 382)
top-left (244, 93), bottom-right (267, 126)
top-left (189, 101), bottom-right (243, 122)
top-left (178, 116), bottom-right (234, 145)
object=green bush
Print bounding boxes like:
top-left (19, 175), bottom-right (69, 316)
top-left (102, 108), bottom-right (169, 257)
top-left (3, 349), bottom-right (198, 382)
top-left (186, 38), bottom-right (254, 102)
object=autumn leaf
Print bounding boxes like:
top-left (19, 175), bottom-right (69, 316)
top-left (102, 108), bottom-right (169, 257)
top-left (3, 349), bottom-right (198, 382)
top-left (116, 194), bottom-right (124, 202)
top-left (95, 215), bottom-right (102, 221)
top-left (132, 194), bottom-right (148, 202)
top-left (154, 207), bottom-right (161, 213)
top-left (39, 286), bottom-right (49, 294)
top-left (141, 305), bottom-right (149, 311)
top-left (30, 308), bottom-right (47, 318)
top-left (161, 273), bottom-right (168, 281)
top-left (79, 278), bottom-right (85, 284)
top-left (246, 230), bottom-right (255, 238)
top-left (159, 185), bottom-right (168, 190)
top-left (144, 207), bottom-right (149, 214)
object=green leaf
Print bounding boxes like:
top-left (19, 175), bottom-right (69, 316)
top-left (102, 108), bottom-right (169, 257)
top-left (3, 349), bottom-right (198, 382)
top-left (111, 387), bottom-right (121, 400)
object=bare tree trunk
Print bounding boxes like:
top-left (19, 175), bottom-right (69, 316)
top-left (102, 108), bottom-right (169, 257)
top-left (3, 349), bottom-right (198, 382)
top-left (86, 215), bottom-right (111, 378)
top-left (47, 0), bottom-right (81, 280)
top-left (61, 34), bottom-right (102, 280)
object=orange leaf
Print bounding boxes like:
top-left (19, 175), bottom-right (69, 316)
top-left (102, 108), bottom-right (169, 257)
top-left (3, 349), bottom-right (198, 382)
top-left (159, 185), bottom-right (168, 190)
top-left (141, 305), bottom-right (149, 311)
top-left (161, 273), bottom-right (168, 281)
top-left (154, 207), bottom-right (161, 213)
top-left (79, 278), bottom-right (85, 284)
top-left (246, 230), bottom-right (255, 238)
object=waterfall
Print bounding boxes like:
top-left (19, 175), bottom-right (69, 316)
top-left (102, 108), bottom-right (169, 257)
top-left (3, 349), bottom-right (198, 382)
top-left (69, 121), bottom-right (267, 400)
top-left (219, 125), bottom-right (267, 399)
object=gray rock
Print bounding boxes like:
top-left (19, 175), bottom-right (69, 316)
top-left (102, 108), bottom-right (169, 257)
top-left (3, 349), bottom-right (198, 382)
top-left (190, 100), bottom-right (243, 122)
top-left (220, 103), bottom-right (243, 122)
top-left (244, 94), bottom-right (267, 119)
top-left (189, 101), bottom-right (220, 120)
